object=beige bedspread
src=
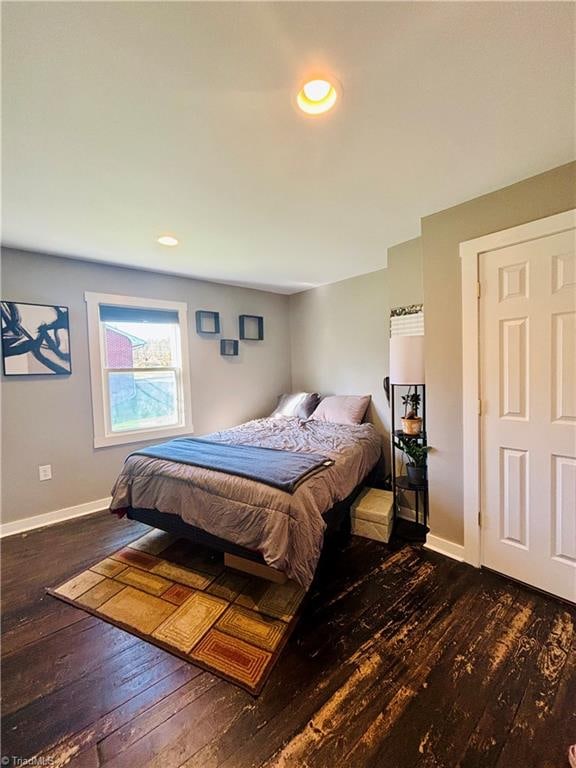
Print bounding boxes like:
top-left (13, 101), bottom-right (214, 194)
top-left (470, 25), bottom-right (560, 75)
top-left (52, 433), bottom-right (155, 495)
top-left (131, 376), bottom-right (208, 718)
top-left (110, 417), bottom-right (382, 588)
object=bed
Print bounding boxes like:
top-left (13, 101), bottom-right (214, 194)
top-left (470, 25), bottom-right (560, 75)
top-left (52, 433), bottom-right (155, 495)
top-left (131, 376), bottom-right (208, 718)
top-left (110, 416), bottom-right (382, 588)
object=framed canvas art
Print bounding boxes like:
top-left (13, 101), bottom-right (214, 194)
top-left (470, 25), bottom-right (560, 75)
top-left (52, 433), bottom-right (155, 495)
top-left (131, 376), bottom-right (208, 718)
top-left (1, 301), bottom-right (72, 375)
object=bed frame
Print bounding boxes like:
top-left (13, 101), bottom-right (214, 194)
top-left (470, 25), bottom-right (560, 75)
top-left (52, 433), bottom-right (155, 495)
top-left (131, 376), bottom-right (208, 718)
top-left (126, 479), bottom-right (368, 572)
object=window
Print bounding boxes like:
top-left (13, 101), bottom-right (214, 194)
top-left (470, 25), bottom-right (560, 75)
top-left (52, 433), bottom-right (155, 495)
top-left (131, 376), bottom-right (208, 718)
top-left (85, 293), bottom-right (192, 448)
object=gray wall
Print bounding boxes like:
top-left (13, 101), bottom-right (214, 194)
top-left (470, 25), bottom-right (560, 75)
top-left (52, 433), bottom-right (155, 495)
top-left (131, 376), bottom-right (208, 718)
top-left (5, 162), bottom-right (573, 542)
top-left (1, 249), bottom-right (291, 524)
top-left (289, 238), bottom-right (423, 469)
top-left (422, 161), bottom-right (576, 545)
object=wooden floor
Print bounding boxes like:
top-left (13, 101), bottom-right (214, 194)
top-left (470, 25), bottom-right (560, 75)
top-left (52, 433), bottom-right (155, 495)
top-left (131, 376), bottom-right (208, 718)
top-left (1, 512), bottom-right (574, 768)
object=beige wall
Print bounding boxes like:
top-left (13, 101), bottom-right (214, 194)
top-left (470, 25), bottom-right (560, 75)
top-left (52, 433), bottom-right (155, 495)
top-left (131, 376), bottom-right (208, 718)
top-left (422, 161), bottom-right (576, 545)
top-left (289, 238), bottom-right (423, 468)
top-left (1, 249), bottom-right (291, 525)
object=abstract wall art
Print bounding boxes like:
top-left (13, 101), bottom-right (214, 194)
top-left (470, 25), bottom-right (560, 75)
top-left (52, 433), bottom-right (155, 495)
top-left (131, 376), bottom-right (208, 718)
top-left (1, 301), bottom-right (72, 375)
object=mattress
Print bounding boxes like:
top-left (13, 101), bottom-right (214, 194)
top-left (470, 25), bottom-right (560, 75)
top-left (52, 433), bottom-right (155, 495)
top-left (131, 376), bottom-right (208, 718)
top-left (110, 416), bottom-right (382, 588)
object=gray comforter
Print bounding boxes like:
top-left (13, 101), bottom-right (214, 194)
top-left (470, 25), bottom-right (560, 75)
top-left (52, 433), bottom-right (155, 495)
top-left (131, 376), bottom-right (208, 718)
top-left (110, 417), bottom-right (382, 588)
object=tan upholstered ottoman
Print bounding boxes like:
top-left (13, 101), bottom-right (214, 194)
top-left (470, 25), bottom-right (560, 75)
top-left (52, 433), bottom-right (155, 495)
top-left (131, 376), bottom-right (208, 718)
top-left (351, 488), bottom-right (394, 543)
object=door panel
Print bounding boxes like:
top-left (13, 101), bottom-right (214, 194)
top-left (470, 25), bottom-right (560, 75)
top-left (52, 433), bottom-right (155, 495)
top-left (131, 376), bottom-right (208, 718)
top-left (552, 311), bottom-right (576, 423)
top-left (499, 447), bottom-right (529, 548)
top-left (552, 454), bottom-right (576, 564)
top-left (500, 317), bottom-right (528, 419)
top-left (480, 228), bottom-right (576, 602)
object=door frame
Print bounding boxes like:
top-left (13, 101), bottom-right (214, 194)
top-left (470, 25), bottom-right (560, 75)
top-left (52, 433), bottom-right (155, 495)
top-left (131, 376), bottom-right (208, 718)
top-left (460, 208), bottom-right (576, 568)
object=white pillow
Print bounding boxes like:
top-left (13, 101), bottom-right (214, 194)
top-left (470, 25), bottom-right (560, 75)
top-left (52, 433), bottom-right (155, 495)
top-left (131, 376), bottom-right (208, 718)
top-left (270, 392), bottom-right (321, 419)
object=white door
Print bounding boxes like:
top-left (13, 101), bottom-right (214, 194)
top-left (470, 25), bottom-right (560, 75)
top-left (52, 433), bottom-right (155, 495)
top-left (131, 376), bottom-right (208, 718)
top-left (480, 226), bottom-right (576, 602)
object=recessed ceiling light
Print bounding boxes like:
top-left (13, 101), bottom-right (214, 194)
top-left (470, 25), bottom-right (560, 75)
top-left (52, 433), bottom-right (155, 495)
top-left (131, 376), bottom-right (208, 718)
top-left (297, 78), bottom-right (338, 116)
top-left (157, 235), bottom-right (179, 247)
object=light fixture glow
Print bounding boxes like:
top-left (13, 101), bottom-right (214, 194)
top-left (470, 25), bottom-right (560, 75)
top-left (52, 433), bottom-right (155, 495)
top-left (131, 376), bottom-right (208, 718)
top-left (297, 78), bottom-right (338, 115)
top-left (157, 235), bottom-right (179, 247)
top-left (303, 80), bottom-right (331, 102)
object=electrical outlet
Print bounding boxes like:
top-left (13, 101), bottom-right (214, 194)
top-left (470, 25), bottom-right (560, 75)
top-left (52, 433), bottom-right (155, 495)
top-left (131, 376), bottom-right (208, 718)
top-left (39, 464), bottom-right (52, 481)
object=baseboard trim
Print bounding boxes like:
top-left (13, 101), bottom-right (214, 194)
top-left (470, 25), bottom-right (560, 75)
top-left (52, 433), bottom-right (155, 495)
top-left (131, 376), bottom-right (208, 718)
top-left (397, 508), bottom-right (465, 562)
top-left (424, 534), bottom-right (465, 562)
top-left (0, 497), bottom-right (112, 538)
top-left (1, 499), bottom-right (467, 564)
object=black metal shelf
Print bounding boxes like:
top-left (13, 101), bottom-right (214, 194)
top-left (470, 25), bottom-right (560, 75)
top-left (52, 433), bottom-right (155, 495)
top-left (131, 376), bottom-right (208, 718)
top-left (391, 383), bottom-right (429, 538)
top-left (393, 429), bottom-right (427, 441)
top-left (395, 474), bottom-right (428, 492)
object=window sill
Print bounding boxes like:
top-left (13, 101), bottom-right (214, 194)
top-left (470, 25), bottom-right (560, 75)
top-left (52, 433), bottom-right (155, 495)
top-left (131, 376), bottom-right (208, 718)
top-left (94, 423), bottom-right (193, 449)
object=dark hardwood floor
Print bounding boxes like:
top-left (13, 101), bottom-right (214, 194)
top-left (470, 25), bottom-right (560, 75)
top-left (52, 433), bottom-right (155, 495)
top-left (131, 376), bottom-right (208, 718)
top-left (1, 512), bottom-right (574, 768)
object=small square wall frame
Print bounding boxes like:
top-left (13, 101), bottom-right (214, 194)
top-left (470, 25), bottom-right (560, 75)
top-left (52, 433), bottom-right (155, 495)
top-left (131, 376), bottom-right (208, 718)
top-left (195, 310), bottom-right (220, 335)
top-left (239, 315), bottom-right (264, 341)
top-left (220, 339), bottom-right (239, 357)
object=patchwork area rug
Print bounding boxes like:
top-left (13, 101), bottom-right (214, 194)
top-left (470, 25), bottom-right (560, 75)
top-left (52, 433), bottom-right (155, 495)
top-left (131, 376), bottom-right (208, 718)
top-left (47, 529), bottom-right (306, 694)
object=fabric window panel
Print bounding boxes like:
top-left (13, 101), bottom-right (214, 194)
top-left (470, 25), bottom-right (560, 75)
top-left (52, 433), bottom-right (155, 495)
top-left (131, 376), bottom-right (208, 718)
top-left (98, 305), bottom-right (179, 324)
top-left (390, 306), bottom-right (424, 337)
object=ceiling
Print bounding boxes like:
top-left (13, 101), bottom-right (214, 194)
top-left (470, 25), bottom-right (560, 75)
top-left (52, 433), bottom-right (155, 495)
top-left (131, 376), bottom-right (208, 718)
top-left (2, 2), bottom-right (575, 294)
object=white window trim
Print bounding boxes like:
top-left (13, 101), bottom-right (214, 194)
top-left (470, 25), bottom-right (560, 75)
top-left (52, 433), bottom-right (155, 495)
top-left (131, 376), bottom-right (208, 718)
top-left (459, 209), bottom-right (576, 568)
top-left (85, 291), bottom-right (193, 448)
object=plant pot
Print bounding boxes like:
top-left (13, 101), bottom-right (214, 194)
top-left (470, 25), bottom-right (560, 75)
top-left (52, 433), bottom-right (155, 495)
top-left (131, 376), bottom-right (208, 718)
top-left (401, 417), bottom-right (422, 436)
top-left (406, 465), bottom-right (427, 486)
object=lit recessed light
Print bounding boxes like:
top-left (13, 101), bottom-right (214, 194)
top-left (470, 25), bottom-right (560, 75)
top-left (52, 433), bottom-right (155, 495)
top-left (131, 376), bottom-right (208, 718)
top-left (157, 235), bottom-right (179, 247)
top-left (297, 78), bottom-right (338, 116)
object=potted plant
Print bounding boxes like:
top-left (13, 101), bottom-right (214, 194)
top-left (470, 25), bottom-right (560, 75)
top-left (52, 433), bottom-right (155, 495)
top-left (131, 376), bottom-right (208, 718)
top-left (395, 434), bottom-right (430, 485)
top-left (401, 388), bottom-right (422, 435)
